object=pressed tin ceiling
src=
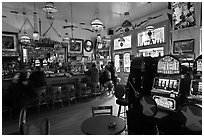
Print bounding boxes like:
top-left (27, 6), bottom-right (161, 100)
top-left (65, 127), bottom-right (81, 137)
top-left (2, 2), bottom-right (168, 40)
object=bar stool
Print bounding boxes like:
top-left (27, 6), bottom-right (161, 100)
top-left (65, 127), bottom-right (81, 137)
top-left (64, 84), bottom-right (77, 105)
top-left (52, 86), bottom-right (63, 110)
top-left (34, 87), bottom-right (49, 112)
top-left (80, 83), bottom-right (91, 100)
top-left (92, 82), bottom-right (101, 98)
top-left (115, 84), bottom-right (128, 118)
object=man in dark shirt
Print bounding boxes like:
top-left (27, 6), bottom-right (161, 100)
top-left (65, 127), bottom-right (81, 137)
top-left (107, 61), bottom-right (117, 87)
top-left (28, 66), bottom-right (47, 89)
top-left (86, 63), bottom-right (99, 93)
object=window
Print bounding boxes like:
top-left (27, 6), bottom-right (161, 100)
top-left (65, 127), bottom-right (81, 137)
top-left (123, 53), bottom-right (131, 72)
top-left (114, 54), bottom-right (120, 72)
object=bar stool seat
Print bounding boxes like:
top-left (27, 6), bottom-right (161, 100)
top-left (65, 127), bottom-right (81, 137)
top-left (52, 86), bottom-right (63, 110)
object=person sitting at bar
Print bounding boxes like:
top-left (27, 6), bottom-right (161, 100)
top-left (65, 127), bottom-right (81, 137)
top-left (27, 66), bottom-right (47, 98)
top-left (8, 68), bottom-right (28, 112)
top-left (106, 61), bottom-right (117, 87)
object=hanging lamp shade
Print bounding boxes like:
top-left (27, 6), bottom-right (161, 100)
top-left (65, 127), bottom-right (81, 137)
top-left (20, 31), bottom-right (30, 44)
top-left (91, 18), bottom-right (104, 32)
top-left (42, 2), bottom-right (57, 13)
top-left (146, 25), bottom-right (154, 31)
top-left (63, 33), bottom-right (70, 41)
top-left (33, 31), bottom-right (40, 41)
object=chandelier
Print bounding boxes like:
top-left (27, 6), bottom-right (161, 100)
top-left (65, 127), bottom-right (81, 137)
top-left (91, 2), bottom-right (104, 33)
top-left (33, 2), bottom-right (40, 41)
top-left (19, 11), bottom-right (32, 44)
top-left (63, 33), bottom-right (70, 41)
top-left (69, 3), bottom-right (76, 45)
top-left (20, 31), bottom-right (30, 44)
top-left (43, 2), bottom-right (57, 20)
top-left (91, 18), bottom-right (104, 33)
top-left (42, 2), bottom-right (57, 13)
top-left (146, 2), bottom-right (154, 34)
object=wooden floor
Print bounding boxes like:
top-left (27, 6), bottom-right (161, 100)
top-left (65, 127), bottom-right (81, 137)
top-left (2, 94), bottom-right (126, 135)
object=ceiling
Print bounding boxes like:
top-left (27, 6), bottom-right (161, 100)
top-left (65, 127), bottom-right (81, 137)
top-left (2, 2), bottom-right (168, 41)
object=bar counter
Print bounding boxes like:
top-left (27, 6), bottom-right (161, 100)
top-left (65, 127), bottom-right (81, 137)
top-left (2, 73), bottom-right (87, 111)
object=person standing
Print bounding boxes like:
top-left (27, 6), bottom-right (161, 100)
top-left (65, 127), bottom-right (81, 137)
top-left (107, 61), bottom-right (117, 87)
top-left (86, 63), bottom-right (99, 93)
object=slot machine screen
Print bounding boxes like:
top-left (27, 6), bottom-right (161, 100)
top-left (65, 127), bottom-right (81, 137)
top-left (191, 80), bottom-right (202, 95)
top-left (157, 56), bottom-right (180, 74)
top-left (153, 78), bottom-right (179, 93)
top-left (196, 59), bottom-right (202, 72)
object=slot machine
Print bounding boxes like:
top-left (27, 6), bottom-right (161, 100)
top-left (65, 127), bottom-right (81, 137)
top-left (151, 54), bottom-right (191, 112)
top-left (187, 55), bottom-right (202, 105)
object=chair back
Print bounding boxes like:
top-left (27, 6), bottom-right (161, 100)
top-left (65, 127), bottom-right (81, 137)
top-left (40, 118), bottom-right (50, 135)
top-left (92, 106), bottom-right (113, 116)
top-left (34, 88), bottom-right (46, 99)
top-left (65, 85), bottom-right (75, 94)
top-left (52, 86), bottom-right (62, 94)
top-left (179, 103), bottom-right (202, 133)
top-left (19, 107), bottom-right (26, 135)
top-left (139, 96), bottom-right (157, 117)
top-left (115, 84), bottom-right (125, 99)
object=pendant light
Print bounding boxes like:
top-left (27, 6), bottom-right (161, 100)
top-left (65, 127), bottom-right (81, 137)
top-left (91, 2), bottom-right (104, 33)
top-left (43, 2), bottom-right (57, 20)
top-left (69, 3), bottom-right (76, 45)
top-left (20, 11), bottom-right (31, 44)
top-left (33, 2), bottom-right (40, 41)
top-left (63, 33), bottom-right (70, 41)
top-left (146, 2), bottom-right (154, 33)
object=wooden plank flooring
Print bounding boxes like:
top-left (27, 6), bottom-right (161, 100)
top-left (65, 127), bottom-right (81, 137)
top-left (2, 94), bottom-right (125, 135)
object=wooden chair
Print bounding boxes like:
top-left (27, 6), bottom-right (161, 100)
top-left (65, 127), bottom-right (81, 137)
top-left (52, 86), bottom-right (63, 110)
top-left (79, 83), bottom-right (91, 100)
top-left (91, 106), bottom-right (113, 116)
top-left (18, 107), bottom-right (50, 135)
top-left (64, 84), bottom-right (77, 105)
top-left (92, 82), bottom-right (101, 98)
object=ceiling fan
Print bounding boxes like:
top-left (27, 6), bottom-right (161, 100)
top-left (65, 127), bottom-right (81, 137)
top-left (63, 19), bottom-right (78, 30)
top-left (135, 14), bottom-right (163, 28)
top-left (135, 2), bottom-right (163, 28)
top-left (116, 12), bottom-right (135, 33)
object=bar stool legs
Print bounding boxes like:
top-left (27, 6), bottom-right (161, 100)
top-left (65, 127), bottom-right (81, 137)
top-left (52, 87), bottom-right (63, 110)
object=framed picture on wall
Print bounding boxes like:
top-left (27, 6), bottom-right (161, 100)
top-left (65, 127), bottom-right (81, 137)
top-left (68, 39), bottom-right (83, 54)
top-left (2, 32), bottom-right (18, 51)
top-left (173, 39), bottom-right (194, 53)
top-left (84, 40), bottom-right (93, 52)
top-left (172, 2), bottom-right (196, 30)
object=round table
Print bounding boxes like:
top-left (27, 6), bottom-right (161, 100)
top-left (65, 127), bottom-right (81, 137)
top-left (81, 115), bottom-right (126, 135)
